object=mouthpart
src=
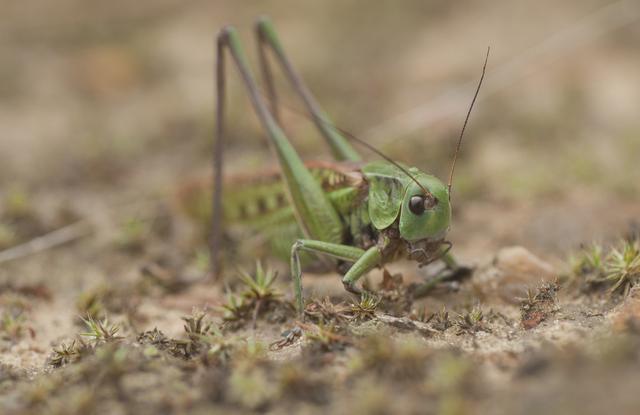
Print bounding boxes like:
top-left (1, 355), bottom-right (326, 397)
top-left (407, 239), bottom-right (452, 268)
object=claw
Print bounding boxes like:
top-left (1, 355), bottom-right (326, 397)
top-left (343, 280), bottom-right (362, 296)
top-left (412, 265), bottom-right (474, 299)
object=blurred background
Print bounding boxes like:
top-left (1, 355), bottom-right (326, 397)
top-left (1, 0), bottom-right (639, 264)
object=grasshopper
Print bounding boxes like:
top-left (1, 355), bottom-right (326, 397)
top-left (211, 17), bottom-right (487, 316)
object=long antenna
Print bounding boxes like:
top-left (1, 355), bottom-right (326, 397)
top-left (447, 47), bottom-right (490, 201)
top-left (262, 92), bottom-right (434, 198)
top-left (324, 123), bottom-right (433, 198)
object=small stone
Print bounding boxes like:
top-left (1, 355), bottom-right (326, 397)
top-left (474, 246), bottom-right (556, 304)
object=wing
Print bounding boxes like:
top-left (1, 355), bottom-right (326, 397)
top-left (361, 161), bottom-right (410, 230)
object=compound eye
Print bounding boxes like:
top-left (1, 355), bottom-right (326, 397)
top-left (409, 195), bottom-right (425, 215)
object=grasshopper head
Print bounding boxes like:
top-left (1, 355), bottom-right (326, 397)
top-left (398, 172), bottom-right (451, 266)
top-left (399, 172), bottom-right (451, 244)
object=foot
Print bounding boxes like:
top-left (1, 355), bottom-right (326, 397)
top-left (412, 265), bottom-right (473, 298)
top-left (343, 280), bottom-right (362, 296)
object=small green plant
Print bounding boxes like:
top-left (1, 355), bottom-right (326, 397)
top-left (454, 305), bottom-right (488, 335)
top-left (519, 281), bottom-right (558, 330)
top-left (169, 311), bottom-right (232, 362)
top-left (49, 339), bottom-right (90, 368)
top-left (80, 316), bottom-right (123, 344)
top-left (0, 310), bottom-right (31, 341)
top-left (350, 292), bottom-right (380, 320)
top-left (602, 240), bottom-right (640, 295)
top-left (571, 240), bottom-right (640, 296)
top-left (137, 328), bottom-right (171, 350)
top-left (183, 310), bottom-right (218, 342)
top-left (238, 261), bottom-right (279, 301)
top-left (520, 281), bottom-right (558, 308)
top-left (304, 297), bottom-right (351, 324)
top-left (222, 262), bottom-right (285, 328)
top-left (570, 243), bottom-right (604, 277)
top-left (426, 306), bottom-right (452, 332)
top-left (221, 291), bottom-right (250, 323)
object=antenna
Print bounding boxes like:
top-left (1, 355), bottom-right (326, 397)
top-left (261, 93), bottom-right (434, 198)
top-left (447, 47), bottom-right (490, 201)
top-left (323, 123), bottom-right (434, 198)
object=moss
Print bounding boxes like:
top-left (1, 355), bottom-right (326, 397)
top-left (603, 240), bottom-right (640, 296)
top-left (520, 281), bottom-right (559, 330)
top-left (49, 339), bottom-right (92, 368)
top-left (453, 305), bottom-right (489, 335)
top-left (0, 310), bottom-right (32, 342)
top-left (349, 292), bottom-right (381, 321)
top-left (221, 262), bottom-right (294, 329)
top-left (304, 297), bottom-right (352, 324)
top-left (350, 335), bottom-right (431, 381)
top-left (568, 240), bottom-right (640, 297)
top-left (426, 306), bottom-right (452, 332)
top-left (80, 315), bottom-right (124, 344)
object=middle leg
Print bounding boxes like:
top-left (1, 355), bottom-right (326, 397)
top-left (291, 240), bottom-right (382, 317)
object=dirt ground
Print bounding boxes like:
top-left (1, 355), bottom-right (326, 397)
top-left (1, 1), bottom-right (640, 414)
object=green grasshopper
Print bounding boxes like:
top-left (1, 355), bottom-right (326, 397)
top-left (211, 17), bottom-right (487, 316)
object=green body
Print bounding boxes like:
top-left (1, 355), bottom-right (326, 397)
top-left (215, 18), bottom-right (455, 316)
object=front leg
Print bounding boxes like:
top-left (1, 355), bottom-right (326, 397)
top-left (291, 240), bottom-right (381, 317)
top-left (341, 246), bottom-right (383, 295)
top-left (413, 252), bottom-right (473, 298)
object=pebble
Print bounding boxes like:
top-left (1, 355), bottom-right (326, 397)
top-left (474, 246), bottom-right (556, 304)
